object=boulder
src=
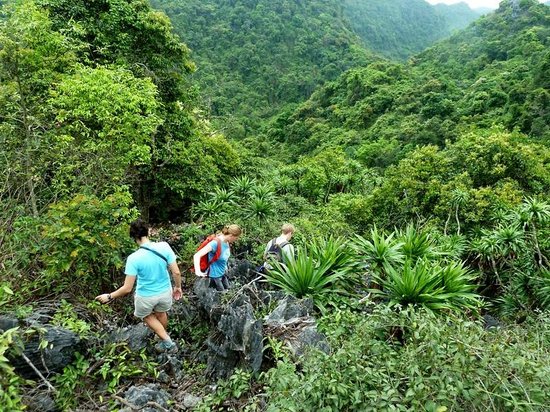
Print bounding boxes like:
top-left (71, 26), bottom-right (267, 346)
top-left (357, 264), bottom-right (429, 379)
top-left (120, 384), bottom-right (170, 412)
top-left (206, 294), bottom-right (263, 378)
top-left (264, 295), bottom-right (314, 325)
top-left (0, 315), bottom-right (19, 331)
top-left (9, 325), bottom-right (80, 378)
top-left (109, 323), bottom-right (152, 351)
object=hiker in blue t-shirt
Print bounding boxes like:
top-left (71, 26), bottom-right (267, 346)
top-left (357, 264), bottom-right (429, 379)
top-left (193, 224), bottom-right (242, 291)
top-left (95, 219), bottom-right (182, 353)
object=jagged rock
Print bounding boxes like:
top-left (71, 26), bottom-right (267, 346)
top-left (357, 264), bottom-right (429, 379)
top-left (183, 393), bottom-right (202, 409)
top-left (287, 325), bottom-right (330, 356)
top-left (171, 298), bottom-right (201, 322)
top-left (9, 325), bottom-right (80, 378)
top-left (264, 295), bottom-right (314, 325)
top-left (193, 278), bottom-right (222, 318)
top-left (483, 314), bottom-right (501, 329)
top-left (206, 294), bottom-right (263, 378)
top-left (110, 323), bottom-right (152, 351)
top-left (227, 259), bottom-right (259, 284)
top-left (120, 384), bottom-right (170, 412)
top-left (260, 290), bottom-right (287, 307)
top-left (0, 315), bottom-right (19, 331)
top-left (24, 392), bottom-right (57, 412)
top-left (264, 295), bottom-right (330, 357)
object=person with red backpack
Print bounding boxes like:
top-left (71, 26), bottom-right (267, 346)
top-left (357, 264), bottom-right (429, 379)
top-left (193, 224), bottom-right (242, 291)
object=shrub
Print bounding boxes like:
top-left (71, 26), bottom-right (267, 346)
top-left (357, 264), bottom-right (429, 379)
top-left (264, 305), bottom-right (550, 411)
top-left (372, 259), bottom-right (480, 313)
top-left (264, 238), bottom-right (353, 311)
top-left (0, 328), bottom-right (24, 411)
top-left (38, 191), bottom-right (137, 295)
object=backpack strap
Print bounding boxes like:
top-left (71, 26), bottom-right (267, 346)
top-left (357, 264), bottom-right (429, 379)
top-left (278, 241), bottom-right (289, 250)
top-left (207, 237), bottom-right (223, 274)
top-left (140, 245), bottom-right (168, 263)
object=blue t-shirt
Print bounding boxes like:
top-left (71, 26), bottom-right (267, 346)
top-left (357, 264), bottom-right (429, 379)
top-left (207, 239), bottom-right (230, 278)
top-left (125, 241), bottom-right (176, 296)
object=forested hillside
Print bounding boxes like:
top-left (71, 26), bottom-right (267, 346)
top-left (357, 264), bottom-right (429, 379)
top-left (150, 0), bottom-right (374, 138)
top-left (267, 0), bottom-right (550, 162)
top-left (342, 0), bottom-right (481, 60)
top-left (1, 0), bottom-right (550, 410)
top-left (150, 0), bottom-right (480, 138)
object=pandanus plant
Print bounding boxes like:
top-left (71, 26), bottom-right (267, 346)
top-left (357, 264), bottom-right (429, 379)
top-left (263, 237), bottom-right (355, 310)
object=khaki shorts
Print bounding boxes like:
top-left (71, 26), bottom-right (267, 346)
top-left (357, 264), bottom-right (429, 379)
top-left (134, 289), bottom-right (172, 319)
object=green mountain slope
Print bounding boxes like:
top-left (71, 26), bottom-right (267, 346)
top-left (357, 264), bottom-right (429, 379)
top-left (150, 0), bottom-right (373, 138)
top-left (342, 0), bottom-right (482, 61)
top-left (266, 0), bottom-right (549, 163)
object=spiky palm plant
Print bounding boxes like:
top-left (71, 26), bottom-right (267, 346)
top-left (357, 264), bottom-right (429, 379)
top-left (373, 259), bottom-right (479, 312)
top-left (210, 187), bottom-right (236, 205)
top-left (397, 224), bottom-right (435, 262)
top-left (309, 236), bottom-right (356, 276)
top-left (533, 268), bottom-right (550, 310)
top-left (519, 197), bottom-right (550, 266)
top-left (192, 199), bottom-right (223, 221)
top-left (229, 176), bottom-right (255, 198)
top-left (436, 234), bottom-right (467, 262)
top-left (264, 251), bottom-right (346, 310)
top-left (352, 226), bottom-right (404, 276)
top-left (494, 224), bottom-right (525, 261)
top-left (273, 174), bottom-right (294, 194)
top-left (245, 196), bottom-right (273, 222)
top-left (251, 184), bottom-right (275, 201)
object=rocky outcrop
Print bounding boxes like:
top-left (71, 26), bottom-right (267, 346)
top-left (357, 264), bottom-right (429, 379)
top-left (119, 384), bottom-right (170, 412)
top-left (0, 313), bottom-right (80, 379)
top-left (193, 263), bottom-right (330, 378)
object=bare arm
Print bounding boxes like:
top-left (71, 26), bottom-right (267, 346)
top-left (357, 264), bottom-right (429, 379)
top-left (169, 261), bottom-right (182, 300)
top-left (95, 275), bottom-right (136, 304)
top-left (193, 243), bottom-right (213, 277)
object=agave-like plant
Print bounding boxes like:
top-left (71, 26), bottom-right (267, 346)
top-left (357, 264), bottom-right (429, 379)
top-left (264, 253), bottom-right (345, 303)
top-left (436, 234), bottom-right (467, 262)
top-left (352, 226), bottom-right (404, 276)
top-left (229, 176), bottom-right (256, 198)
top-left (533, 268), bottom-right (550, 310)
top-left (309, 236), bottom-right (356, 276)
top-left (192, 198), bottom-right (223, 221)
top-left (397, 223), bottom-right (436, 262)
top-left (372, 259), bottom-right (479, 312)
top-left (493, 224), bottom-right (525, 261)
top-left (519, 196), bottom-right (550, 266)
top-left (209, 187), bottom-right (236, 205)
top-left (244, 196), bottom-right (274, 222)
top-left (251, 184), bottom-right (275, 201)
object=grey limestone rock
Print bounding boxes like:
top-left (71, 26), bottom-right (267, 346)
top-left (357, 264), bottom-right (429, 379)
top-left (120, 384), bottom-right (170, 412)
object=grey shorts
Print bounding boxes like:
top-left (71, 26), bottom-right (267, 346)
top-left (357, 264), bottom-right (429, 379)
top-left (134, 289), bottom-right (172, 319)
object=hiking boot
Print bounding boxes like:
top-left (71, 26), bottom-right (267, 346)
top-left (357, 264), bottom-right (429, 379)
top-left (154, 340), bottom-right (178, 354)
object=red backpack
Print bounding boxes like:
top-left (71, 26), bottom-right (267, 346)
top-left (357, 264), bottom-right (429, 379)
top-left (192, 234), bottom-right (222, 276)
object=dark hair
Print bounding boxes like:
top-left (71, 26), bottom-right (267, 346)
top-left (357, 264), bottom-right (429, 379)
top-left (129, 219), bottom-right (149, 240)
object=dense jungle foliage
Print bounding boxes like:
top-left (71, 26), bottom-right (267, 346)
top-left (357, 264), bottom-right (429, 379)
top-left (343, 0), bottom-right (482, 60)
top-left (150, 0), bottom-right (481, 137)
top-left (1, 0), bottom-right (550, 410)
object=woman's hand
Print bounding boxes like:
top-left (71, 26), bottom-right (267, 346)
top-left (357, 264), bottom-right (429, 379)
top-left (172, 286), bottom-right (182, 300)
top-left (95, 293), bottom-right (112, 304)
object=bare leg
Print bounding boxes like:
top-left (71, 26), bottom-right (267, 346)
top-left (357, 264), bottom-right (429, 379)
top-left (210, 277), bottom-right (225, 291)
top-left (143, 313), bottom-right (169, 341)
top-left (221, 275), bottom-right (230, 289)
top-left (154, 311), bottom-right (168, 330)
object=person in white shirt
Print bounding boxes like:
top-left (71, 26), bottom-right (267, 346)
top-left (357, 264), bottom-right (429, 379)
top-left (262, 223), bottom-right (295, 271)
